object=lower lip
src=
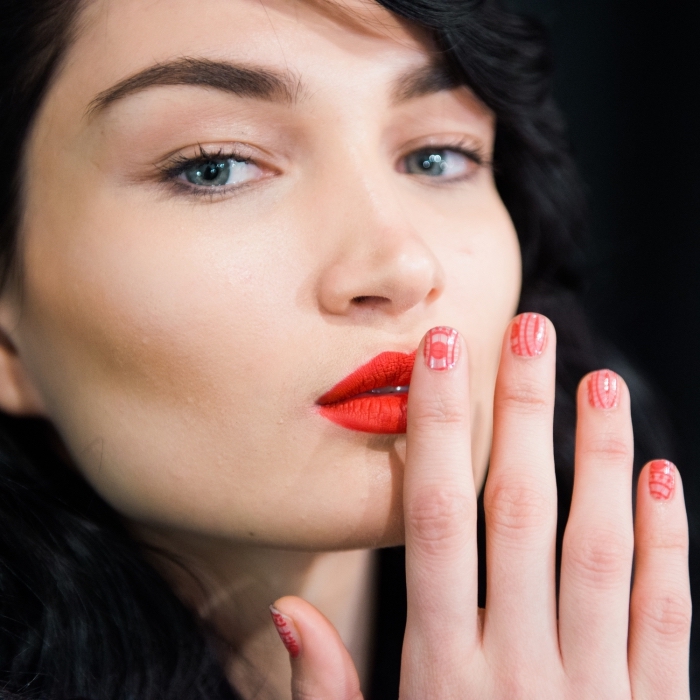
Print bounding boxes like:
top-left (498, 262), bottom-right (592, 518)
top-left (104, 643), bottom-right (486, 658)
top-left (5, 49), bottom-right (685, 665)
top-left (318, 394), bottom-right (408, 434)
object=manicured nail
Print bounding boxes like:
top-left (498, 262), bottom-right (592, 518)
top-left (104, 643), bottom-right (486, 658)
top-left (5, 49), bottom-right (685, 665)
top-left (649, 460), bottom-right (676, 501)
top-left (587, 370), bottom-right (620, 410)
top-left (510, 313), bottom-right (546, 357)
top-left (424, 326), bottom-right (460, 371)
top-left (270, 606), bottom-right (301, 658)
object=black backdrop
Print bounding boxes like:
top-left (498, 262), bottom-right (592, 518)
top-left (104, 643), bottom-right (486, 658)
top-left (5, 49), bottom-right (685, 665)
top-left (509, 0), bottom-right (700, 689)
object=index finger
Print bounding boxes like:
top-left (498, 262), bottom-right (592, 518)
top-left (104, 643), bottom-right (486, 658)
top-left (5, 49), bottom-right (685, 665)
top-left (403, 327), bottom-right (479, 648)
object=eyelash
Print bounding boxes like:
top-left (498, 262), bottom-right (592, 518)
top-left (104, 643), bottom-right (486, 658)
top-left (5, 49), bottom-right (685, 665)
top-left (429, 139), bottom-right (485, 166)
top-left (158, 140), bottom-right (488, 199)
top-left (404, 138), bottom-right (488, 177)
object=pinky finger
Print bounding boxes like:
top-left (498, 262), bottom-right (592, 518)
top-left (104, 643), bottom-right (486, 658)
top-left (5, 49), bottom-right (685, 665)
top-left (271, 596), bottom-right (364, 700)
top-left (629, 461), bottom-right (692, 700)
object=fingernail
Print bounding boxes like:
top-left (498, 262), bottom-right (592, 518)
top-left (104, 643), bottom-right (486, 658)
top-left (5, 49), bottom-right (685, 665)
top-left (649, 460), bottom-right (676, 501)
top-left (424, 326), bottom-right (460, 371)
top-left (587, 370), bottom-right (620, 410)
top-left (270, 605), bottom-right (301, 658)
top-left (510, 313), bottom-right (546, 357)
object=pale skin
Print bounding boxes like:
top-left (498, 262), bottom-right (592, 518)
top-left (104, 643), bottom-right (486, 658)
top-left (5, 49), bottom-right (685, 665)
top-left (0, 0), bottom-right (690, 698)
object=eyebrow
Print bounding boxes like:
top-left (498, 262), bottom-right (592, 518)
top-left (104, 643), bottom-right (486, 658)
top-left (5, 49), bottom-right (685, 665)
top-left (391, 61), bottom-right (461, 103)
top-left (86, 56), bottom-right (461, 116)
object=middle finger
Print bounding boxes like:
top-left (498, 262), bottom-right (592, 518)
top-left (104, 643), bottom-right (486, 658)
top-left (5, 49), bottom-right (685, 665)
top-left (482, 313), bottom-right (559, 657)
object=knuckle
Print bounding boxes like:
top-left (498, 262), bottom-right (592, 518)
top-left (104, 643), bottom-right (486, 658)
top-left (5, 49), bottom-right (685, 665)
top-left (411, 392), bottom-right (468, 427)
top-left (292, 680), bottom-right (322, 700)
top-left (578, 434), bottom-right (632, 465)
top-left (498, 679), bottom-right (535, 700)
top-left (564, 528), bottom-right (632, 587)
top-left (485, 479), bottom-right (552, 542)
top-left (293, 680), bottom-right (362, 700)
top-left (634, 590), bottom-right (692, 642)
top-left (292, 685), bottom-right (322, 700)
top-left (497, 380), bottom-right (550, 416)
top-left (407, 486), bottom-right (474, 551)
top-left (644, 527), bottom-right (689, 554)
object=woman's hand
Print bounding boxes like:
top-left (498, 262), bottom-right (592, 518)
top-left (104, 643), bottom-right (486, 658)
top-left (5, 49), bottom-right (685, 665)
top-left (271, 315), bottom-right (692, 699)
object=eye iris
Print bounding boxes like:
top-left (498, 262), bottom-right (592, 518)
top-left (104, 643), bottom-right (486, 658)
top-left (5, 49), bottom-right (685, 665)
top-left (410, 150), bottom-right (448, 176)
top-left (185, 160), bottom-right (231, 186)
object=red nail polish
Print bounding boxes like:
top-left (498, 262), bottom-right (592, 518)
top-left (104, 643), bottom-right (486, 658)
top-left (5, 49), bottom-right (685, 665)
top-left (587, 370), bottom-right (619, 410)
top-left (649, 460), bottom-right (676, 501)
top-left (270, 606), bottom-right (301, 658)
top-left (510, 313), bottom-right (546, 357)
top-left (424, 326), bottom-right (460, 371)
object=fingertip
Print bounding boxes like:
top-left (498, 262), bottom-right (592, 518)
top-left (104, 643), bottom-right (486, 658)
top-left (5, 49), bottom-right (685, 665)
top-left (271, 596), bottom-right (363, 700)
top-left (577, 369), bottom-right (629, 413)
top-left (270, 600), bottom-right (303, 658)
top-left (407, 325), bottom-right (471, 432)
top-left (418, 325), bottom-right (466, 373)
top-left (506, 312), bottom-right (556, 359)
top-left (634, 460), bottom-right (689, 557)
top-left (271, 596), bottom-right (328, 660)
top-left (637, 459), bottom-right (684, 506)
top-left (272, 595), bottom-right (337, 646)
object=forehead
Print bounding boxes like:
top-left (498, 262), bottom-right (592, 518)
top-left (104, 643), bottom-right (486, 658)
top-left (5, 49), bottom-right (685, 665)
top-left (68, 0), bottom-right (433, 92)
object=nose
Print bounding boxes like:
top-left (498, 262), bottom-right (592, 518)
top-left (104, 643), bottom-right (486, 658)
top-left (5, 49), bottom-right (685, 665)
top-left (316, 180), bottom-right (446, 320)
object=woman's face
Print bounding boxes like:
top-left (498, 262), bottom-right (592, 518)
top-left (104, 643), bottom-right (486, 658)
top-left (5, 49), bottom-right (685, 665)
top-left (2, 0), bottom-right (520, 549)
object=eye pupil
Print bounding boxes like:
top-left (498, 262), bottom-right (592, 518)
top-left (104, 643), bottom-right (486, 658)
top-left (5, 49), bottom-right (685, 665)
top-left (202, 163), bottom-right (222, 180)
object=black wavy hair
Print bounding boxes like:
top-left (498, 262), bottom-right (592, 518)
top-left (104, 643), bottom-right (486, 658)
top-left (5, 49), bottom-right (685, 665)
top-left (0, 0), bottom-right (673, 698)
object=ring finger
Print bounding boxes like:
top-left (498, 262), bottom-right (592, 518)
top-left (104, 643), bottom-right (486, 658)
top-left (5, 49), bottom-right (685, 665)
top-left (559, 370), bottom-right (634, 692)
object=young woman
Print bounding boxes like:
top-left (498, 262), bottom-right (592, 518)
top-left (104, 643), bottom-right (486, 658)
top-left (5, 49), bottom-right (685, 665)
top-left (0, 0), bottom-right (691, 698)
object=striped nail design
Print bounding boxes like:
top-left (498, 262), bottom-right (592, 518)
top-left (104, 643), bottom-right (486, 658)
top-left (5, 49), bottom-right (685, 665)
top-left (649, 460), bottom-right (676, 501)
top-left (587, 370), bottom-right (619, 410)
top-left (270, 606), bottom-right (301, 658)
top-left (510, 313), bottom-right (546, 357)
top-left (424, 327), bottom-right (460, 371)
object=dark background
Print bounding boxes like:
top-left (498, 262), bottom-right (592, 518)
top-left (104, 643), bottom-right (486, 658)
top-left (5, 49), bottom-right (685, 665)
top-left (507, 0), bottom-right (700, 475)
top-left (508, 0), bottom-right (700, 690)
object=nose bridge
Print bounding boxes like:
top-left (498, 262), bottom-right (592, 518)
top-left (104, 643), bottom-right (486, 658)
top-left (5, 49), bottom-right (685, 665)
top-left (316, 146), bottom-right (446, 318)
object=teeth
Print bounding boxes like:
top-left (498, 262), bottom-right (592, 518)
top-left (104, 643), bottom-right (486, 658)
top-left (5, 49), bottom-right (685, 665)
top-left (368, 385), bottom-right (409, 395)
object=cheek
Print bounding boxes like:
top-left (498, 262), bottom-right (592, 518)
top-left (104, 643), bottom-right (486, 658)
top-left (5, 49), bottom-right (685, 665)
top-left (15, 185), bottom-right (402, 548)
top-left (15, 188), bottom-right (317, 517)
top-left (447, 196), bottom-right (521, 483)
top-left (445, 191), bottom-right (521, 346)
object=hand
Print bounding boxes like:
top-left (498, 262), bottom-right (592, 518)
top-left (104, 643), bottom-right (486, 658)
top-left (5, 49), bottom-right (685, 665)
top-left (271, 315), bottom-right (691, 699)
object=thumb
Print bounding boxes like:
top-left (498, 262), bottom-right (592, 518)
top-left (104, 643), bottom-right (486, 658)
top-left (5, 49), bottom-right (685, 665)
top-left (271, 596), bottom-right (363, 700)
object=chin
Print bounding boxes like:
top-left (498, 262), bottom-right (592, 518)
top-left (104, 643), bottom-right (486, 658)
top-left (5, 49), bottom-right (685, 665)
top-left (266, 510), bottom-right (405, 552)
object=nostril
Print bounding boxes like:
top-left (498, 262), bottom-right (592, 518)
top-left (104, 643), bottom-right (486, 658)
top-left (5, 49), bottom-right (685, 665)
top-left (352, 296), bottom-right (390, 306)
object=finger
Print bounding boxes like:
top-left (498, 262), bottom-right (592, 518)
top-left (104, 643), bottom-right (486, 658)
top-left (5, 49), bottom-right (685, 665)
top-left (271, 596), bottom-right (363, 700)
top-left (403, 326), bottom-right (479, 653)
top-left (559, 371), bottom-right (634, 691)
top-left (629, 461), bottom-right (691, 700)
top-left (482, 314), bottom-right (559, 656)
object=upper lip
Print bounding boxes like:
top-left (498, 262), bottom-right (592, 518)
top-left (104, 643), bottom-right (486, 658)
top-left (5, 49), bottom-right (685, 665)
top-left (316, 350), bottom-right (417, 405)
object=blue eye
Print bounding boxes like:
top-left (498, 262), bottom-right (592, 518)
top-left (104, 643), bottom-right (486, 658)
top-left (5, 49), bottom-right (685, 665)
top-left (404, 148), bottom-right (477, 179)
top-left (179, 156), bottom-right (261, 188)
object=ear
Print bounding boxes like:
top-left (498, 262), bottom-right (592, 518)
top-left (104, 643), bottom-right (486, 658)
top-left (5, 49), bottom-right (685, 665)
top-left (0, 311), bottom-right (46, 416)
